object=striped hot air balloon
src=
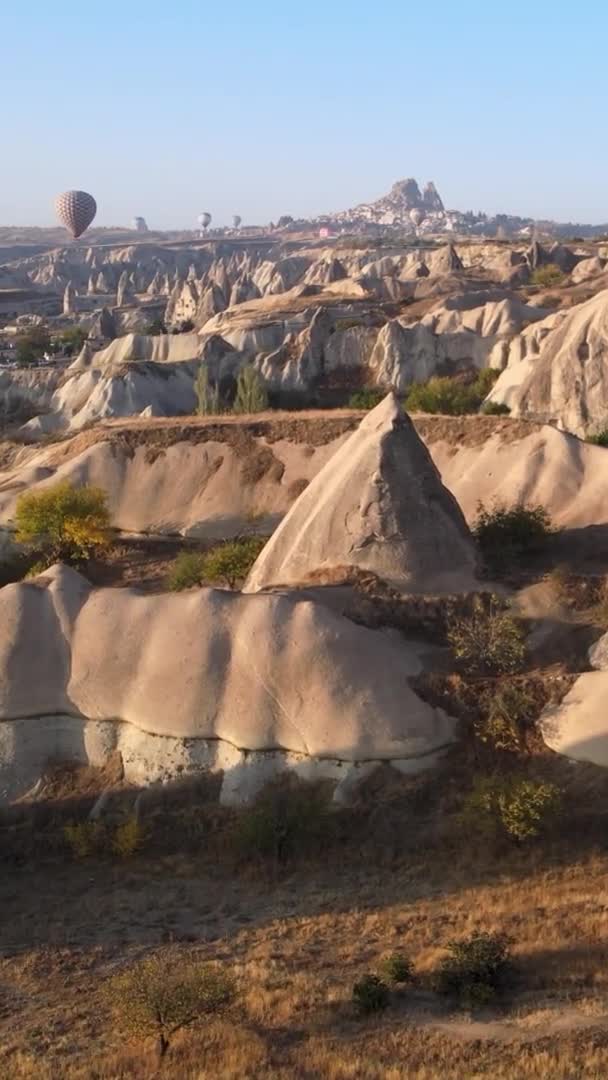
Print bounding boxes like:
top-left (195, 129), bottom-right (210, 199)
top-left (55, 190), bottom-right (97, 239)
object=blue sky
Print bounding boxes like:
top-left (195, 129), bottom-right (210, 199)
top-left (1, 1), bottom-right (606, 228)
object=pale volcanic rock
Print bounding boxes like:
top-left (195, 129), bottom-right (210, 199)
top-left (244, 393), bottom-right (477, 594)
top-left (0, 564), bottom-right (456, 802)
top-left (487, 289), bottom-right (608, 436)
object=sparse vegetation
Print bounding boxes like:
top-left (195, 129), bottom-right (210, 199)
top-left (530, 264), bottom-right (566, 287)
top-left (353, 973), bottom-right (390, 1014)
top-left (15, 481), bottom-right (111, 566)
top-left (105, 954), bottom-right (235, 1059)
top-left (233, 778), bottom-right (332, 864)
top-left (434, 932), bottom-right (512, 1008)
top-left (348, 388), bottom-right (385, 410)
top-left (448, 598), bottom-right (526, 675)
top-left (460, 775), bottom-right (563, 842)
top-left (473, 501), bottom-right (554, 567)
top-left (232, 365), bottom-right (268, 414)
top-left (404, 369), bottom-right (499, 416)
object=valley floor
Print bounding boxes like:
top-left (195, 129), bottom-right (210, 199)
top-left (3, 790), bottom-right (608, 1079)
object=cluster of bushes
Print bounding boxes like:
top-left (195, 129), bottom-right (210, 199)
top-left (64, 815), bottom-right (145, 859)
top-left (167, 536), bottom-right (267, 591)
top-left (404, 369), bottom-right (500, 416)
top-left (14, 325), bottom-right (89, 364)
top-left (353, 931), bottom-right (513, 1015)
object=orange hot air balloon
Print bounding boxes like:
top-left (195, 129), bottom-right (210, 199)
top-left (55, 190), bottom-right (97, 239)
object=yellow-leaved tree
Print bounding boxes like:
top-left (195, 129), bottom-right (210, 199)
top-left (15, 481), bottom-right (111, 566)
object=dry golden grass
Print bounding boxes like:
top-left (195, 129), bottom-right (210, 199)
top-left (3, 826), bottom-right (608, 1078)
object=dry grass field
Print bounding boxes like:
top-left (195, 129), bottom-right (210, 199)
top-left (3, 750), bottom-right (608, 1079)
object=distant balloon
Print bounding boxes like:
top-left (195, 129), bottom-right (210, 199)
top-left (198, 212), bottom-right (212, 230)
top-left (132, 216), bottom-right (148, 232)
top-left (409, 208), bottom-right (425, 227)
top-left (55, 190), bottom-right (97, 239)
top-left (232, 214), bottom-right (242, 229)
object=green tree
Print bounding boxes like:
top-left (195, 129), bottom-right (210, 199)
top-left (15, 481), bottom-right (111, 565)
top-left (233, 366), bottom-right (268, 414)
top-left (105, 954), bottom-right (235, 1060)
top-left (195, 366), bottom-right (220, 416)
top-left (15, 326), bottom-right (51, 364)
top-left (201, 537), bottom-right (266, 588)
top-left (145, 317), bottom-right (167, 335)
top-left (59, 326), bottom-right (88, 356)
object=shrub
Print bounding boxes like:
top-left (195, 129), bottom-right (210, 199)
top-left (404, 369), bottom-right (499, 416)
top-left (434, 932), bottom-right (512, 1008)
top-left (348, 389), bottom-right (385, 410)
top-left (200, 536), bottom-right (266, 588)
top-left (352, 974), bottom-right (390, 1015)
top-left (379, 954), bottom-right (413, 985)
top-left (112, 816), bottom-right (145, 858)
top-left (473, 501), bottom-right (554, 567)
top-left (447, 598), bottom-right (526, 676)
top-left (232, 365), bottom-right (268, 414)
top-left (64, 821), bottom-right (105, 858)
top-left (195, 366), bottom-right (221, 415)
top-left (167, 551), bottom-right (206, 591)
top-left (475, 683), bottom-right (536, 752)
top-left (460, 775), bottom-right (562, 842)
top-left (105, 954), bottom-right (235, 1059)
top-left (530, 264), bottom-right (566, 288)
top-left (588, 429), bottom-right (608, 447)
top-left (234, 778), bottom-right (331, 864)
top-left (480, 401), bottom-right (510, 416)
top-left (15, 482), bottom-right (111, 565)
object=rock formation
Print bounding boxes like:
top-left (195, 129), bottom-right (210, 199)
top-left (244, 393), bottom-right (477, 593)
top-left (63, 281), bottom-right (75, 316)
top-left (0, 564), bottom-right (455, 803)
top-left (487, 289), bottom-right (608, 437)
top-left (422, 182), bottom-right (444, 213)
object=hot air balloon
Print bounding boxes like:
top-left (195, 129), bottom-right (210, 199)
top-left (55, 190), bottom-right (97, 239)
top-left (232, 214), bottom-right (242, 230)
top-left (197, 212), bottom-right (212, 235)
top-left (409, 208), bottom-right (425, 227)
top-left (132, 216), bottom-right (148, 232)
